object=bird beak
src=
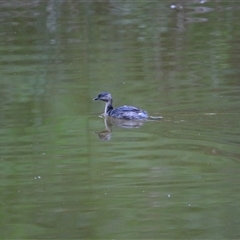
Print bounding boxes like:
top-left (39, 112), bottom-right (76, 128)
top-left (93, 97), bottom-right (98, 101)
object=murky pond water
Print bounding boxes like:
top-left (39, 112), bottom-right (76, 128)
top-left (1, 1), bottom-right (240, 239)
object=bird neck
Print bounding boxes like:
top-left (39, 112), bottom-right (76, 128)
top-left (104, 100), bottom-right (113, 115)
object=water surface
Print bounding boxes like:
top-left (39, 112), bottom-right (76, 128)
top-left (0, 1), bottom-right (240, 239)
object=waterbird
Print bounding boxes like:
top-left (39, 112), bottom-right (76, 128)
top-left (93, 92), bottom-right (149, 120)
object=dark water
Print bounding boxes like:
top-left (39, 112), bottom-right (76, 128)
top-left (0, 1), bottom-right (240, 239)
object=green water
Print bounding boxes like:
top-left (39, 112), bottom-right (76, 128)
top-left (0, 1), bottom-right (240, 239)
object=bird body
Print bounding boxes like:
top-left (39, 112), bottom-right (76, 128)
top-left (93, 92), bottom-right (148, 120)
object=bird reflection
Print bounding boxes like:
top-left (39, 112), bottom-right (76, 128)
top-left (94, 115), bottom-right (145, 141)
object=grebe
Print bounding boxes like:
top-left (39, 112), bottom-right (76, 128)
top-left (93, 92), bottom-right (148, 120)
